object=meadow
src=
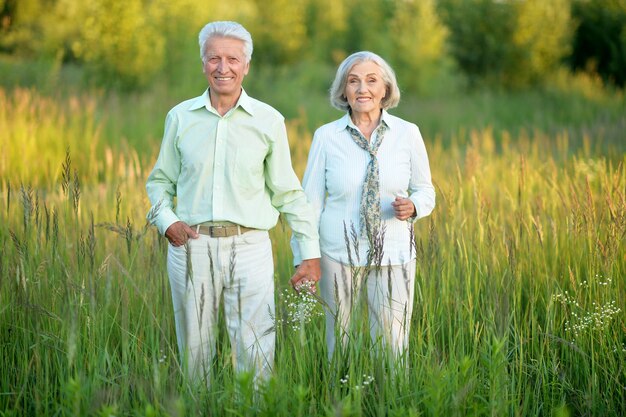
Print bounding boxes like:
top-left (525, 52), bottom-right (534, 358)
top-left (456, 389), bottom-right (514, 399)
top-left (0, 69), bottom-right (625, 416)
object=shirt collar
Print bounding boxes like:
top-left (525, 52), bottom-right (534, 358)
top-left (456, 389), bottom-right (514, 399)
top-left (335, 109), bottom-right (392, 133)
top-left (188, 88), bottom-right (255, 116)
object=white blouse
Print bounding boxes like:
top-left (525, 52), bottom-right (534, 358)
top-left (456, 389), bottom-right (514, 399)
top-left (291, 111), bottom-right (435, 266)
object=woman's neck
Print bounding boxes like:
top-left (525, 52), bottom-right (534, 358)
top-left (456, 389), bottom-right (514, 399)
top-left (350, 110), bottom-right (382, 140)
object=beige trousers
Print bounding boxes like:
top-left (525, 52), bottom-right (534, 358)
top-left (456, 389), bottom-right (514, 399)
top-left (167, 230), bottom-right (275, 385)
top-left (319, 255), bottom-right (416, 358)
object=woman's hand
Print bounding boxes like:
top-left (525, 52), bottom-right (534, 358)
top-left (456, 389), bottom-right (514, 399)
top-left (392, 196), bottom-right (416, 221)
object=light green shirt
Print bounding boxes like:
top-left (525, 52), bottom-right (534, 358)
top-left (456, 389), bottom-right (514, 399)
top-left (146, 88), bottom-right (320, 260)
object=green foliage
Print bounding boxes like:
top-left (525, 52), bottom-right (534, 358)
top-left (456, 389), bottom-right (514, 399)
top-left (511, 0), bottom-right (573, 87)
top-left (248, 0), bottom-right (308, 64)
top-left (570, 0), bottom-right (626, 87)
top-left (388, 0), bottom-right (451, 94)
top-left (0, 0), bottom-right (243, 90)
top-left (0, 0), bottom-right (47, 54)
top-left (2, 0), bottom-right (622, 92)
top-left (303, 0), bottom-right (348, 63)
top-left (439, 0), bottom-right (516, 87)
top-left (72, 0), bottom-right (166, 89)
top-left (343, 0), bottom-right (395, 56)
top-left (440, 0), bottom-right (574, 89)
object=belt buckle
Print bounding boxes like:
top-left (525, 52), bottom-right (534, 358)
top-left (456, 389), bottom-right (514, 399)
top-left (209, 226), bottom-right (227, 237)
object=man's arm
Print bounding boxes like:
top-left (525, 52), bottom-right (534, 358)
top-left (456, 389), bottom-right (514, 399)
top-left (146, 111), bottom-right (184, 235)
top-left (264, 118), bottom-right (321, 287)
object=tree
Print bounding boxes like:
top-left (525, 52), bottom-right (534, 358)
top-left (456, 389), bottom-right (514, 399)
top-left (389, 0), bottom-right (449, 93)
top-left (71, 0), bottom-right (166, 89)
top-left (439, 0), bottom-right (516, 87)
top-left (440, 0), bottom-right (574, 89)
top-left (248, 0), bottom-right (308, 64)
top-left (570, 0), bottom-right (626, 87)
top-left (304, 0), bottom-right (348, 63)
top-left (0, 0), bottom-right (49, 54)
top-left (344, 0), bottom-right (395, 57)
top-left (510, 0), bottom-right (573, 87)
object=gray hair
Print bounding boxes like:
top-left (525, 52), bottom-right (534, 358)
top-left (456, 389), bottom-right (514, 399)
top-left (198, 21), bottom-right (253, 63)
top-left (329, 51), bottom-right (401, 112)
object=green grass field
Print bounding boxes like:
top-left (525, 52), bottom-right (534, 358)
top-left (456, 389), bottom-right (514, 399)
top-left (0, 77), bottom-right (624, 416)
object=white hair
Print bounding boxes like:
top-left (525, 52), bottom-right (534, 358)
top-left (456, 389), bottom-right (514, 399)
top-left (198, 21), bottom-right (253, 63)
top-left (329, 51), bottom-right (401, 112)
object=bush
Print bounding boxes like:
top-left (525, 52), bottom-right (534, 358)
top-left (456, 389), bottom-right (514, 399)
top-left (569, 0), bottom-right (626, 87)
top-left (388, 0), bottom-right (452, 94)
top-left (440, 0), bottom-right (573, 89)
top-left (439, 0), bottom-right (516, 87)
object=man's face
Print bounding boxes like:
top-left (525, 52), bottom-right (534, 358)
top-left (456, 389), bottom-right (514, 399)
top-left (203, 37), bottom-right (250, 100)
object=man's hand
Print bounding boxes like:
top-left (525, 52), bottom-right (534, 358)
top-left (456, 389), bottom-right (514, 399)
top-left (165, 221), bottom-right (199, 246)
top-left (290, 258), bottom-right (321, 292)
top-left (391, 196), bottom-right (416, 221)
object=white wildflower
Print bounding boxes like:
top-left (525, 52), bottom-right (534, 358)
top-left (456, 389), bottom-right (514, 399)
top-left (277, 282), bottom-right (324, 330)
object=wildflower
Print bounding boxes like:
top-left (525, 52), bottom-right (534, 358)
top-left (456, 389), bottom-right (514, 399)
top-left (277, 283), bottom-right (324, 330)
top-left (553, 274), bottom-right (621, 338)
top-left (339, 374), bottom-right (375, 391)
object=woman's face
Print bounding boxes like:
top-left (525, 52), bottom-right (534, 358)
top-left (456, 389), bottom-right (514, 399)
top-left (344, 61), bottom-right (387, 116)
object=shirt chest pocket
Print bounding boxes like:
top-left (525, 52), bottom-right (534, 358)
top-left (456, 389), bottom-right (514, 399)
top-left (233, 143), bottom-right (269, 192)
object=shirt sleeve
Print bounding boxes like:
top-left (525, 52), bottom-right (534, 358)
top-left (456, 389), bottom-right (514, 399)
top-left (290, 130), bottom-right (326, 265)
top-left (264, 117), bottom-right (320, 261)
top-left (145, 111), bottom-right (182, 235)
top-left (407, 124), bottom-right (436, 220)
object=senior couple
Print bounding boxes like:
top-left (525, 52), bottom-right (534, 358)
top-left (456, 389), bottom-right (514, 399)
top-left (146, 21), bottom-right (435, 385)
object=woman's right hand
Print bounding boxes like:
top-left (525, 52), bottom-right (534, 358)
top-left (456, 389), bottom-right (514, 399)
top-left (391, 196), bottom-right (416, 221)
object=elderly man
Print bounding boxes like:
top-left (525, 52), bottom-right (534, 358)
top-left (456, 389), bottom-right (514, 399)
top-left (146, 21), bottom-right (320, 384)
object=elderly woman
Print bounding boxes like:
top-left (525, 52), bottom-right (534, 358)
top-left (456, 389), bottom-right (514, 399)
top-left (292, 51), bottom-right (435, 358)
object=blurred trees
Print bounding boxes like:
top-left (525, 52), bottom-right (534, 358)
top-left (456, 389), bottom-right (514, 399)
top-left (439, 0), bottom-right (515, 87)
top-left (0, 0), bottom-right (45, 55)
top-left (0, 0), bottom-right (624, 91)
top-left (512, 0), bottom-right (573, 87)
top-left (304, 0), bottom-right (347, 63)
top-left (249, 0), bottom-right (308, 64)
top-left (388, 0), bottom-right (449, 93)
top-left (570, 0), bottom-right (626, 87)
top-left (440, 0), bottom-right (573, 88)
top-left (73, 0), bottom-right (166, 89)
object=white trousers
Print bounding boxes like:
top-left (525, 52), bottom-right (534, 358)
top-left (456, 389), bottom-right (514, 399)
top-left (319, 255), bottom-right (416, 358)
top-left (167, 230), bottom-right (275, 384)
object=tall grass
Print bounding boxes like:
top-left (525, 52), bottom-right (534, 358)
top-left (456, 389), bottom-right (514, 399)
top-left (0, 86), bottom-right (624, 416)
